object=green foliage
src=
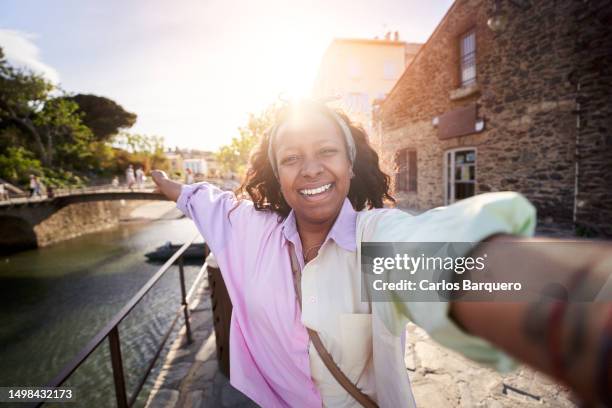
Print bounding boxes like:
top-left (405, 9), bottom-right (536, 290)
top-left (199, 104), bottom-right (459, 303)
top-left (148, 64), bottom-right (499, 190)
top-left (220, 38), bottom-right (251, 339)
top-left (66, 94), bottom-right (137, 142)
top-left (0, 48), bottom-right (53, 119)
top-left (0, 47), bottom-right (94, 171)
top-left (41, 168), bottom-right (86, 188)
top-left (0, 147), bottom-right (43, 184)
top-left (216, 104), bottom-right (278, 176)
top-left (0, 145), bottom-right (86, 189)
top-left (32, 97), bottom-right (95, 169)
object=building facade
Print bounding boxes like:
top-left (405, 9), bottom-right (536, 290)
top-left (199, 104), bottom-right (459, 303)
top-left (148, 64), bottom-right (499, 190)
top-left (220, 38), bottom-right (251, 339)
top-left (165, 150), bottom-right (184, 177)
top-left (376, 0), bottom-right (612, 236)
top-left (164, 148), bottom-right (219, 178)
top-left (183, 158), bottom-right (208, 176)
top-left (313, 36), bottom-right (421, 133)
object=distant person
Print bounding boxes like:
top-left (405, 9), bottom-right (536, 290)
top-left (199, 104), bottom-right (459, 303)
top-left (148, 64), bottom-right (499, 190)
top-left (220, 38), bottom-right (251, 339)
top-left (111, 176), bottom-right (120, 188)
top-left (0, 183), bottom-right (7, 200)
top-left (125, 165), bottom-right (136, 189)
top-left (185, 168), bottom-right (194, 184)
top-left (29, 175), bottom-right (41, 197)
top-left (135, 166), bottom-right (145, 188)
top-left (35, 177), bottom-right (44, 197)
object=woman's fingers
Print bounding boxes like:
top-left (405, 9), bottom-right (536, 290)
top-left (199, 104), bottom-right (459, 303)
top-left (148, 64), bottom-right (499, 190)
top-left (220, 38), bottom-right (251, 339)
top-left (149, 170), bottom-right (181, 201)
top-left (151, 170), bottom-right (168, 186)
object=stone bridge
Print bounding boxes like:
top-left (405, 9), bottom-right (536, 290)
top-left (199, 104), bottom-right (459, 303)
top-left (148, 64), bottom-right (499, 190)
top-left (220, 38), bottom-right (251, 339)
top-left (0, 187), bottom-right (170, 254)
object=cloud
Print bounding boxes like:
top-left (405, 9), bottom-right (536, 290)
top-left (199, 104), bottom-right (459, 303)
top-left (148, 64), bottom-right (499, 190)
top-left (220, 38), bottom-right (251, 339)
top-left (0, 28), bottom-right (60, 83)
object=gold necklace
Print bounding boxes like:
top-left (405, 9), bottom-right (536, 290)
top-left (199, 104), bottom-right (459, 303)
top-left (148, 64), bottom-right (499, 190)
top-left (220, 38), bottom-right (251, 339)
top-left (303, 243), bottom-right (323, 261)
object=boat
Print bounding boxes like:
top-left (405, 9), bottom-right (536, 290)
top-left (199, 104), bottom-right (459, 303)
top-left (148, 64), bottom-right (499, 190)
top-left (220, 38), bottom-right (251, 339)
top-left (145, 241), bottom-right (208, 263)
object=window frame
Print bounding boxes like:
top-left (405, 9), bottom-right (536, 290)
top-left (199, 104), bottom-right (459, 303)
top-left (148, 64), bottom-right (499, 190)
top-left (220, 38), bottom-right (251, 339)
top-left (444, 147), bottom-right (477, 205)
top-left (347, 58), bottom-right (362, 79)
top-left (394, 148), bottom-right (417, 193)
top-left (383, 61), bottom-right (398, 80)
top-left (459, 29), bottom-right (477, 87)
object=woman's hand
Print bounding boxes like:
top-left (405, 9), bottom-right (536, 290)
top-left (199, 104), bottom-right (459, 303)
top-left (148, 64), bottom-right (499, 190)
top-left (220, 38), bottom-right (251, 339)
top-left (151, 170), bottom-right (168, 193)
top-left (150, 169), bottom-right (182, 202)
top-left (450, 235), bottom-right (612, 404)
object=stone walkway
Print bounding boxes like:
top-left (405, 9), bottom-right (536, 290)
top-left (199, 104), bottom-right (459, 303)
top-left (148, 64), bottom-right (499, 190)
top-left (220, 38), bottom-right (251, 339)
top-left (404, 323), bottom-right (575, 407)
top-left (144, 277), bottom-right (257, 408)
top-left (145, 275), bottom-right (576, 408)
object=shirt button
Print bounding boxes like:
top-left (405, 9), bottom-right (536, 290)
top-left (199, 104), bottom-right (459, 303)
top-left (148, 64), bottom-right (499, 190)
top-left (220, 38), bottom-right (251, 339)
top-left (309, 295), bottom-right (317, 304)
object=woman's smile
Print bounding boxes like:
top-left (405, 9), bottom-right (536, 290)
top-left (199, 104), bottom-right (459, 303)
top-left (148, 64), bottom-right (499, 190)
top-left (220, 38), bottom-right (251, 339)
top-left (298, 182), bottom-right (335, 202)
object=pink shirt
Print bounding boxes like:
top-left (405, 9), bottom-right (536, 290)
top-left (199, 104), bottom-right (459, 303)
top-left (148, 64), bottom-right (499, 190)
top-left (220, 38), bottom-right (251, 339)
top-left (177, 181), bottom-right (358, 407)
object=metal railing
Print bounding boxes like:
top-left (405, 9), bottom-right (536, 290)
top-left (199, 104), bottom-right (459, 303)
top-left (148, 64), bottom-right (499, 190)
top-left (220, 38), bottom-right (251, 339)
top-left (34, 233), bottom-right (209, 408)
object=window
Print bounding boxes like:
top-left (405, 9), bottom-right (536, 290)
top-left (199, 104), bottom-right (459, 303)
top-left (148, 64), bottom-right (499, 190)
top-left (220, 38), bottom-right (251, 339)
top-left (460, 30), bottom-right (476, 87)
top-left (347, 58), bottom-right (361, 79)
top-left (395, 149), bottom-right (417, 192)
top-left (383, 61), bottom-right (398, 80)
top-left (445, 149), bottom-right (476, 204)
top-left (344, 93), bottom-right (369, 113)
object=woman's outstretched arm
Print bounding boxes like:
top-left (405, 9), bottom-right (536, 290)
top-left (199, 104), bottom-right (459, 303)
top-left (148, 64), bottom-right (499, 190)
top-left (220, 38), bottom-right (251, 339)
top-left (151, 170), bottom-right (182, 202)
top-left (450, 235), bottom-right (612, 405)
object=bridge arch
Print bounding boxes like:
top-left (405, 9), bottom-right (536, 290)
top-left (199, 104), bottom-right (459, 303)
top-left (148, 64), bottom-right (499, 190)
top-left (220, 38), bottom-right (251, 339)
top-left (0, 215), bottom-right (37, 254)
top-left (0, 189), bottom-right (176, 255)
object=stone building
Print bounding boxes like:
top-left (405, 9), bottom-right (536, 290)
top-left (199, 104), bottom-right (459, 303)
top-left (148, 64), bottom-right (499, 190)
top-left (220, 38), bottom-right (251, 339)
top-left (375, 0), bottom-right (612, 236)
top-left (313, 36), bottom-right (422, 133)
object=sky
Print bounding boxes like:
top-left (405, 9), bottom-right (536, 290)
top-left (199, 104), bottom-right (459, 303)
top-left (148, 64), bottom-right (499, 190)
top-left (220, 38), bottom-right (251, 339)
top-left (0, 0), bottom-right (453, 151)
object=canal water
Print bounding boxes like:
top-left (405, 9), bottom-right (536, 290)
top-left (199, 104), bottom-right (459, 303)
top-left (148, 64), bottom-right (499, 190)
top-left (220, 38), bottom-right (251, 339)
top-left (0, 212), bottom-right (203, 407)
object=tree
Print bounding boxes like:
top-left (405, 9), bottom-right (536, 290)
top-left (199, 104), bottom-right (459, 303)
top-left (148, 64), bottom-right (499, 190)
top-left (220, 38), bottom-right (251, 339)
top-left (112, 132), bottom-right (168, 173)
top-left (66, 94), bottom-right (137, 142)
top-left (0, 46), bottom-right (168, 187)
top-left (216, 104), bottom-right (278, 176)
top-left (32, 97), bottom-right (94, 169)
top-left (0, 47), bottom-right (94, 169)
top-left (0, 47), bottom-right (54, 164)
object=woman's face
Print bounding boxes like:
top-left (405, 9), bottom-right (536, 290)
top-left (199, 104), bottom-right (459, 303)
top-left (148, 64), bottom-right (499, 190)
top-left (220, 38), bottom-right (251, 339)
top-left (274, 110), bottom-right (352, 226)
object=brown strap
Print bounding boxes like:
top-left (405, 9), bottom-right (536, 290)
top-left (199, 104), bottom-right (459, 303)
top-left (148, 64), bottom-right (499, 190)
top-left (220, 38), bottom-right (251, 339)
top-left (288, 243), bottom-right (379, 408)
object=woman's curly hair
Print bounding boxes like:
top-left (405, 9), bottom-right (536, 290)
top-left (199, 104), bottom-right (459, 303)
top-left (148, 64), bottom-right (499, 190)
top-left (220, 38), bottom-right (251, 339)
top-left (233, 102), bottom-right (395, 219)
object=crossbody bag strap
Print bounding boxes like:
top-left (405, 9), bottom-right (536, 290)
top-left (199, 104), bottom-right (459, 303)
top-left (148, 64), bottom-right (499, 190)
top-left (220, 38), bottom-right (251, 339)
top-left (288, 243), bottom-right (378, 408)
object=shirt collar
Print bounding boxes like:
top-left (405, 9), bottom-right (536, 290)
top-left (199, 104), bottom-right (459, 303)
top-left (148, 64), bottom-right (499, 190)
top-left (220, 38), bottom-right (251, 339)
top-left (281, 197), bottom-right (358, 252)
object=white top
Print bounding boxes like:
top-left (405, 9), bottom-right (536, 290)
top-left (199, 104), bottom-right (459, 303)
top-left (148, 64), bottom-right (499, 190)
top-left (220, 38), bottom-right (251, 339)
top-left (303, 192), bottom-right (536, 407)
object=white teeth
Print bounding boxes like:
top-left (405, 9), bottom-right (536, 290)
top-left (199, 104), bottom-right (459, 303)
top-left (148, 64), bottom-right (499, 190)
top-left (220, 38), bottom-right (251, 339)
top-left (300, 183), bottom-right (332, 196)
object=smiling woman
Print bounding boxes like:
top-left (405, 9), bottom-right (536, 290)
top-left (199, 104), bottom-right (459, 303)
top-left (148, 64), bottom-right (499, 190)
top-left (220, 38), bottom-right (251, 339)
top-left (237, 101), bottom-right (393, 262)
top-left (151, 100), bottom-right (612, 407)
top-left (238, 101), bottom-right (393, 215)
top-left (271, 106), bottom-right (355, 228)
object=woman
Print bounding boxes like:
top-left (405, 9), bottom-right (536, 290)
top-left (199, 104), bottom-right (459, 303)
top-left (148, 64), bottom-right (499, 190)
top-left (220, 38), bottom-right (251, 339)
top-left (152, 100), bottom-right (611, 407)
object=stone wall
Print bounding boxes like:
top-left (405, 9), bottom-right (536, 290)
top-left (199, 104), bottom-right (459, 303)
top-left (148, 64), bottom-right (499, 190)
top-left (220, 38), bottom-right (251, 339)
top-left (377, 0), bottom-right (611, 236)
top-left (0, 198), bottom-right (167, 254)
top-left (571, 2), bottom-right (612, 236)
top-left (34, 200), bottom-right (123, 247)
